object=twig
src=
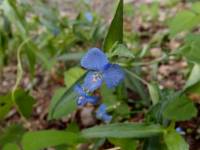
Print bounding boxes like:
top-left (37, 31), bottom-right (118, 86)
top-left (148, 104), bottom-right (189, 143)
top-left (11, 38), bottom-right (31, 124)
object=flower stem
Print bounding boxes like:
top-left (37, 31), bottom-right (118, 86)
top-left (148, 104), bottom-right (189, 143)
top-left (126, 70), bottom-right (149, 85)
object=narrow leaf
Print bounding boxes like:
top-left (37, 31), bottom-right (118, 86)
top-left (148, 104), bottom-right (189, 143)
top-left (48, 72), bottom-right (87, 119)
top-left (57, 52), bottom-right (85, 62)
top-left (103, 0), bottom-right (123, 51)
top-left (64, 67), bottom-right (85, 88)
top-left (148, 84), bottom-right (159, 105)
top-left (143, 136), bottom-right (167, 150)
top-left (82, 123), bottom-right (165, 138)
top-left (109, 138), bottom-right (137, 150)
top-left (111, 44), bottom-right (134, 58)
top-left (22, 130), bottom-right (82, 150)
top-left (125, 69), bottom-right (149, 104)
top-left (2, 0), bottom-right (27, 38)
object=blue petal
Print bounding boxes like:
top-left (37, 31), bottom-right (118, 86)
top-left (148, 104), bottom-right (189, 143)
top-left (83, 71), bottom-right (103, 92)
top-left (176, 127), bottom-right (185, 135)
top-left (84, 12), bottom-right (93, 22)
top-left (74, 84), bottom-right (86, 95)
top-left (102, 114), bottom-right (112, 123)
top-left (97, 104), bottom-right (107, 113)
top-left (103, 64), bottom-right (124, 88)
top-left (85, 95), bottom-right (99, 105)
top-left (96, 104), bottom-right (112, 123)
top-left (77, 96), bottom-right (87, 106)
top-left (96, 104), bottom-right (106, 118)
top-left (77, 95), bottom-right (98, 106)
top-left (81, 48), bottom-right (109, 71)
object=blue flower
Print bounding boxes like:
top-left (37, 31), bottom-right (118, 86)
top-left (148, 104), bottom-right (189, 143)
top-left (74, 84), bottom-right (98, 106)
top-left (96, 104), bottom-right (112, 123)
top-left (52, 27), bottom-right (60, 36)
top-left (176, 127), bottom-right (185, 135)
top-left (81, 48), bottom-right (124, 92)
top-left (84, 12), bottom-right (93, 22)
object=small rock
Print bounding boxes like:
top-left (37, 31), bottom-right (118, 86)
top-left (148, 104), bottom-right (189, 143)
top-left (80, 106), bottom-right (96, 127)
top-left (150, 48), bottom-right (162, 58)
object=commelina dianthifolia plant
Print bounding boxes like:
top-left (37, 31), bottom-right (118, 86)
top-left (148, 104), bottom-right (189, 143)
top-left (74, 48), bottom-right (124, 123)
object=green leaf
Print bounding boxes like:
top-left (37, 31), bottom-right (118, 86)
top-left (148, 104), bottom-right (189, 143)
top-left (65, 122), bottom-right (80, 133)
top-left (0, 93), bottom-right (13, 120)
top-left (0, 124), bottom-right (26, 147)
top-left (2, 143), bottom-right (20, 150)
top-left (22, 130), bottom-right (82, 150)
top-left (164, 130), bottom-right (189, 150)
top-left (168, 10), bottom-right (200, 36)
top-left (143, 136), bottom-right (167, 150)
top-left (116, 82), bottom-right (128, 100)
top-left (148, 84), bottom-right (160, 105)
top-left (82, 123), bottom-right (165, 138)
top-left (100, 83), bottom-right (117, 106)
top-left (34, 49), bottom-right (56, 70)
top-left (125, 69), bottom-right (149, 104)
top-left (115, 103), bottom-right (130, 117)
top-left (64, 67), bottom-right (85, 88)
top-left (48, 87), bottom-right (76, 120)
top-left (184, 63), bottom-right (200, 89)
top-left (14, 89), bottom-right (36, 118)
top-left (48, 72), bottom-right (87, 119)
top-left (33, 2), bottom-right (59, 32)
top-left (163, 95), bottom-right (197, 121)
top-left (186, 82), bottom-right (200, 94)
top-left (48, 88), bottom-right (66, 118)
top-left (111, 44), bottom-right (134, 58)
top-left (103, 0), bottom-right (123, 51)
top-left (1, 0), bottom-right (27, 38)
top-left (179, 34), bottom-right (200, 63)
top-left (109, 138), bottom-right (137, 150)
top-left (101, 84), bottom-right (130, 117)
top-left (25, 45), bottom-right (36, 76)
top-left (33, 2), bottom-right (58, 22)
top-left (185, 33), bottom-right (200, 43)
top-left (57, 52), bottom-right (84, 62)
top-left (191, 2), bottom-right (200, 14)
